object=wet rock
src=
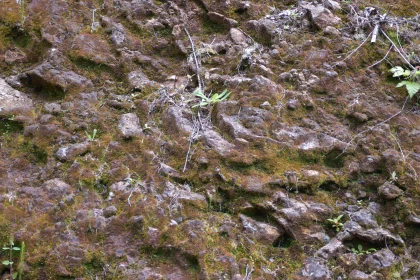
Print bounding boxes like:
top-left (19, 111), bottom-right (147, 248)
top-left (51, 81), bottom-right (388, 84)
top-left (208, 12), bottom-right (238, 28)
top-left (0, 78), bottom-right (34, 118)
top-left (378, 181), bottom-right (403, 200)
top-left (128, 70), bottom-right (155, 91)
top-left (103, 206), bottom-right (118, 218)
top-left (363, 249), bottom-right (397, 271)
top-left (56, 142), bottom-right (90, 161)
top-left (300, 257), bottom-right (332, 279)
top-left (303, 3), bottom-right (341, 29)
top-left (118, 113), bottom-right (143, 138)
top-left (41, 179), bottom-right (72, 199)
top-left (316, 238), bottom-right (346, 259)
top-left (70, 34), bottom-right (116, 66)
top-left (240, 214), bottom-right (284, 245)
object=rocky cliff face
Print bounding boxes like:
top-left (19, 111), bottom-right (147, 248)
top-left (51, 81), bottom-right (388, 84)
top-left (1, 0), bottom-right (420, 279)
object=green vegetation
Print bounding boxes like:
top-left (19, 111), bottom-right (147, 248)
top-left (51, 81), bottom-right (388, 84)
top-left (351, 244), bottom-right (377, 256)
top-left (85, 128), bottom-right (98, 141)
top-left (327, 214), bottom-right (344, 232)
top-left (390, 66), bottom-right (420, 98)
top-left (2, 239), bottom-right (24, 279)
top-left (191, 88), bottom-right (232, 108)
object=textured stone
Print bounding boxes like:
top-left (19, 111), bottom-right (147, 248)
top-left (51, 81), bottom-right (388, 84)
top-left (240, 214), bottom-right (284, 245)
top-left (300, 257), bottom-right (332, 279)
top-left (0, 78), bottom-right (34, 118)
top-left (378, 182), bottom-right (403, 200)
top-left (118, 113), bottom-right (143, 138)
top-left (56, 142), bottom-right (90, 161)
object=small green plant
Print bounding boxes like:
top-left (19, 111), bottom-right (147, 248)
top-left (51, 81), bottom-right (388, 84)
top-left (351, 244), bottom-right (376, 256)
top-left (327, 214), bottom-right (344, 232)
top-left (192, 88), bottom-right (232, 108)
top-left (390, 66), bottom-right (420, 98)
top-left (85, 128), bottom-right (98, 141)
top-left (2, 238), bottom-right (21, 279)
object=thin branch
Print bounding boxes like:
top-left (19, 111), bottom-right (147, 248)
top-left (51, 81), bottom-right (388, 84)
top-left (333, 30), bottom-right (373, 67)
top-left (381, 29), bottom-right (415, 70)
top-left (367, 45), bottom-right (392, 69)
top-left (390, 132), bottom-right (406, 162)
top-left (338, 97), bottom-right (409, 156)
top-left (183, 26), bottom-right (204, 91)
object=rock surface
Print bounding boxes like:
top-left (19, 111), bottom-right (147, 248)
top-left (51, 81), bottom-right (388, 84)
top-left (0, 0), bottom-right (419, 279)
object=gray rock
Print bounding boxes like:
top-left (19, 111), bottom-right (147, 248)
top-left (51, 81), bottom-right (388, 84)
top-left (4, 49), bottom-right (26, 64)
top-left (23, 49), bottom-right (93, 94)
top-left (159, 163), bottom-right (180, 178)
top-left (324, 25), bottom-right (340, 35)
top-left (300, 257), bottom-right (332, 279)
top-left (41, 179), bottom-right (72, 199)
top-left (71, 34), bottom-right (116, 66)
top-left (163, 106), bottom-right (193, 135)
top-left (363, 249), bottom-right (396, 271)
top-left (0, 78), bottom-right (34, 118)
top-left (130, 215), bottom-right (144, 228)
top-left (44, 102), bottom-right (62, 115)
top-left (349, 270), bottom-right (373, 280)
top-left (323, 0), bottom-right (341, 11)
top-left (162, 182), bottom-right (208, 209)
top-left (229, 28), bottom-right (248, 46)
top-left (240, 214), bottom-right (284, 245)
top-left (303, 4), bottom-right (341, 29)
top-left (208, 12), bottom-right (238, 28)
top-left (202, 130), bottom-right (235, 157)
top-left (350, 209), bottom-right (378, 228)
top-left (316, 238), bottom-right (346, 259)
top-left (118, 113), bottom-right (143, 138)
top-left (56, 142), bottom-right (90, 161)
top-left (128, 70), bottom-right (154, 91)
top-left (103, 206), bottom-right (118, 218)
top-left (378, 182), bottom-right (403, 200)
top-left (101, 17), bottom-right (126, 46)
top-left (355, 228), bottom-right (404, 245)
top-left (359, 155), bottom-right (381, 173)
